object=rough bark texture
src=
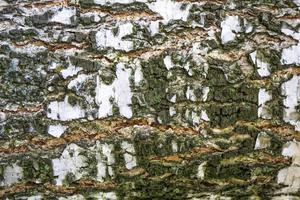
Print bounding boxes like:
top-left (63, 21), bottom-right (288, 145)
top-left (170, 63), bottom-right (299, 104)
top-left (1, 0), bottom-right (300, 199)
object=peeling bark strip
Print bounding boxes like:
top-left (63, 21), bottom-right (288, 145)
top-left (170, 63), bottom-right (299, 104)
top-left (1, 0), bottom-right (300, 199)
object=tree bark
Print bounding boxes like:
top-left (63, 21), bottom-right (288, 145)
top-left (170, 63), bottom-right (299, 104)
top-left (0, 0), bottom-right (300, 199)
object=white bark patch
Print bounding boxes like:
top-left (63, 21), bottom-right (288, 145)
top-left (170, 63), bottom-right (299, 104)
top-left (47, 96), bottom-right (85, 121)
top-left (250, 51), bottom-right (271, 77)
top-left (186, 86), bottom-right (196, 102)
top-left (10, 43), bottom-right (47, 55)
top-left (109, 64), bottom-right (132, 118)
top-left (221, 16), bottom-right (241, 44)
top-left (169, 94), bottom-right (177, 103)
top-left (277, 167), bottom-right (300, 193)
top-left (19, 195), bottom-right (42, 200)
top-left (27, 195), bottom-right (42, 200)
top-left (281, 25), bottom-right (300, 65)
top-left (282, 141), bottom-right (300, 165)
top-left (281, 26), bottom-right (300, 41)
top-left (102, 143), bottom-right (115, 165)
top-left (94, 0), bottom-right (146, 5)
top-left (58, 192), bottom-right (117, 200)
top-left (94, 154), bottom-right (106, 182)
top-left (171, 140), bottom-right (178, 153)
top-left (281, 75), bottom-right (300, 131)
top-left (293, 0), bottom-right (300, 6)
top-left (50, 8), bottom-right (76, 25)
top-left (258, 88), bottom-right (272, 119)
top-left (163, 55), bottom-right (174, 70)
top-left (58, 195), bottom-right (85, 200)
top-left (192, 42), bottom-right (210, 68)
top-left (95, 76), bottom-right (114, 118)
top-left (49, 61), bottom-right (58, 70)
top-left (47, 124), bottom-right (67, 138)
top-left (52, 144), bottom-right (87, 185)
top-left (147, 0), bottom-right (191, 23)
top-left (121, 141), bottom-right (137, 170)
top-left (89, 142), bottom-right (115, 182)
top-left (80, 12), bottom-right (101, 22)
top-left (0, 163), bottom-right (23, 186)
top-left (0, 0), bottom-right (8, 7)
top-left (90, 192), bottom-right (118, 200)
top-left (95, 23), bottom-right (133, 52)
top-left (0, 111), bottom-right (6, 122)
top-left (197, 162), bottom-right (207, 180)
top-left (254, 132), bottom-right (271, 150)
top-left (61, 64), bottom-right (82, 79)
top-left (149, 21), bottom-right (160, 36)
top-left (191, 111), bottom-right (200, 126)
top-left (102, 143), bottom-right (115, 177)
top-left (96, 63), bottom-right (133, 119)
top-left (169, 106), bottom-right (176, 116)
top-left (281, 43), bottom-right (300, 65)
top-left (277, 141), bottom-right (300, 194)
top-left (272, 196), bottom-right (300, 200)
top-left (244, 19), bottom-right (253, 33)
top-left (202, 87), bottom-right (210, 102)
top-left (68, 74), bottom-right (91, 91)
top-left (134, 65), bottom-right (143, 86)
top-left (200, 110), bottom-right (210, 122)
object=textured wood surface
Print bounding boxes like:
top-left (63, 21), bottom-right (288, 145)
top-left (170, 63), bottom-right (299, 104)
top-left (0, 0), bottom-right (300, 199)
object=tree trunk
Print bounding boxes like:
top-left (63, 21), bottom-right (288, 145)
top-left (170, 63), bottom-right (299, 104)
top-left (0, 0), bottom-right (300, 199)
